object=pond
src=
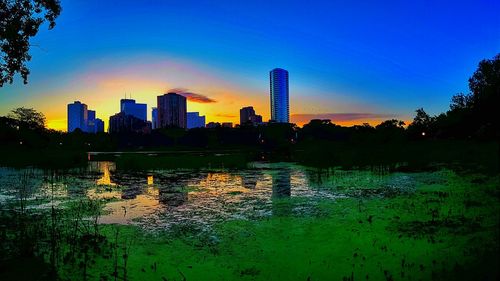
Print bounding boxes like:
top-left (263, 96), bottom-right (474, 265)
top-left (0, 161), bottom-right (416, 227)
top-left (0, 161), bottom-right (498, 281)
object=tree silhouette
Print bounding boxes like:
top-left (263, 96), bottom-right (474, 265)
top-left (407, 108), bottom-right (435, 138)
top-left (468, 54), bottom-right (500, 133)
top-left (8, 107), bottom-right (46, 129)
top-left (0, 0), bottom-right (61, 86)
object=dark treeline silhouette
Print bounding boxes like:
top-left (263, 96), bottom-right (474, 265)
top-left (0, 54), bottom-right (498, 168)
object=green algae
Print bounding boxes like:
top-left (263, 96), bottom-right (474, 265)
top-left (74, 170), bottom-right (499, 281)
top-left (1, 165), bottom-right (498, 280)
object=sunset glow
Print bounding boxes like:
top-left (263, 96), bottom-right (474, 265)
top-left (0, 0), bottom-right (498, 131)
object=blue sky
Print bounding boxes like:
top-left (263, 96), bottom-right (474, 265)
top-left (0, 0), bottom-right (499, 129)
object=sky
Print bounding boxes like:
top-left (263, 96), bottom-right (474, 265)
top-left (0, 0), bottom-right (499, 131)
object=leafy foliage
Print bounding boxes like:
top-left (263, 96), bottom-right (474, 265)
top-left (0, 0), bottom-right (61, 86)
top-left (8, 106), bottom-right (45, 129)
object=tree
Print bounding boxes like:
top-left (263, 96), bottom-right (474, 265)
top-left (0, 0), bottom-right (62, 86)
top-left (408, 108), bottom-right (435, 138)
top-left (450, 92), bottom-right (473, 111)
top-left (468, 54), bottom-right (500, 132)
top-left (375, 119), bottom-right (405, 130)
top-left (8, 107), bottom-right (46, 129)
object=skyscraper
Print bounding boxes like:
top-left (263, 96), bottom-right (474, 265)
top-left (108, 112), bottom-right (151, 134)
top-left (187, 112), bottom-right (206, 129)
top-left (157, 93), bottom-right (187, 128)
top-left (240, 106), bottom-right (263, 126)
top-left (120, 99), bottom-right (147, 121)
top-left (67, 101), bottom-right (88, 132)
top-left (87, 110), bottom-right (96, 132)
top-left (151, 107), bottom-right (158, 129)
top-left (240, 106), bottom-right (255, 125)
top-left (94, 118), bottom-right (105, 133)
top-left (270, 68), bottom-right (289, 123)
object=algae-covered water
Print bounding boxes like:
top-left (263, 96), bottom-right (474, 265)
top-left (0, 161), bottom-right (498, 280)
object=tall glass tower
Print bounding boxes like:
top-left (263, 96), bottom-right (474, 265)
top-left (270, 68), bottom-right (289, 123)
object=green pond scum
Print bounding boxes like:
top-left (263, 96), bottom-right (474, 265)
top-left (0, 161), bottom-right (498, 281)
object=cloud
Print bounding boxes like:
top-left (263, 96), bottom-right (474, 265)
top-left (291, 113), bottom-right (396, 124)
top-left (167, 88), bottom-right (216, 103)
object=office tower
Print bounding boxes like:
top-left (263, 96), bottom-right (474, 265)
top-left (270, 68), bottom-right (290, 123)
top-left (108, 112), bottom-right (151, 134)
top-left (87, 110), bottom-right (96, 133)
top-left (187, 112), bottom-right (206, 129)
top-left (240, 106), bottom-right (263, 126)
top-left (94, 118), bottom-right (104, 133)
top-left (249, 114), bottom-right (263, 124)
top-left (240, 106), bottom-right (255, 125)
top-left (151, 107), bottom-right (158, 129)
top-left (157, 93), bottom-right (187, 128)
top-left (120, 99), bottom-right (147, 121)
top-left (67, 101), bottom-right (88, 132)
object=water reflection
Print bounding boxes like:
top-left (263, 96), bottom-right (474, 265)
top-left (271, 167), bottom-right (292, 216)
top-left (159, 187), bottom-right (188, 207)
top-left (272, 168), bottom-right (291, 198)
top-left (95, 162), bottom-right (116, 186)
top-left (0, 161), bottom-right (372, 229)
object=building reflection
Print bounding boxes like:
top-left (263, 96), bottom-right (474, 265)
top-left (272, 168), bottom-right (291, 198)
top-left (303, 167), bottom-right (331, 188)
top-left (239, 171), bottom-right (263, 189)
top-left (96, 162), bottom-right (116, 186)
top-left (155, 174), bottom-right (189, 207)
top-left (159, 186), bottom-right (188, 207)
top-left (271, 167), bottom-right (292, 216)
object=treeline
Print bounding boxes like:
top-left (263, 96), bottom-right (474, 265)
top-left (0, 54), bottom-right (498, 167)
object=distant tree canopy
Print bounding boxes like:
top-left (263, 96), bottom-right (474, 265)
top-left (8, 107), bottom-right (46, 129)
top-left (0, 0), bottom-right (61, 86)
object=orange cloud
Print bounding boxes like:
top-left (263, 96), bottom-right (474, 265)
top-left (168, 88), bottom-right (216, 103)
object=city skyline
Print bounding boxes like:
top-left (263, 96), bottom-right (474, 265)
top-left (0, 0), bottom-right (498, 131)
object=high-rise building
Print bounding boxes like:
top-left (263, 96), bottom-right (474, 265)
top-left (67, 101), bottom-right (103, 133)
top-left (157, 93), bottom-right (187, 128)
top-left (151, 107), bottom-right (158, 129)
top-left (270, 68), bottom-right (289, 123)
top-left (249, 114), bottom-right (263, 124)
top-left (108, 112), bottom-right (151, 134)
top-left (187, 112), bottom-right (206, 129)
top-left (120, 99), bottom-right (147, 121)
top-left (94, 118), bottom-right (105, 133)
top-left (87, 110), bottom-right (96, 132)
top-left (67, 101), bottom-right (88, 132)
top-left (240, 106), bottom-right (263, 126)
top-left (240, 106), bottom-right (255, 125)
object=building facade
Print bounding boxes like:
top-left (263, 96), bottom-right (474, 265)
top-left (87, 110), bottom-right (96, 132)
top-left (187, 112), bottom-right (206, 129)
top-left (240, 106), bottom-right (255, 125)
top-left (151, 107), bottom-right (158, 129)
top-left (120, 99), bottom-right (147, 121)
top-left (240, 106), bottom-right (263, 126)
top-left (270, 68), bottom-right (290, 123)
top-left (108, 112), bottom-right (151, 134)
top-left (67, 101), bottom-right (88, 132)
top-left (157, 93), bottom-right (187, 128)
top-left (94, 118), bottom-right (105, 133)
